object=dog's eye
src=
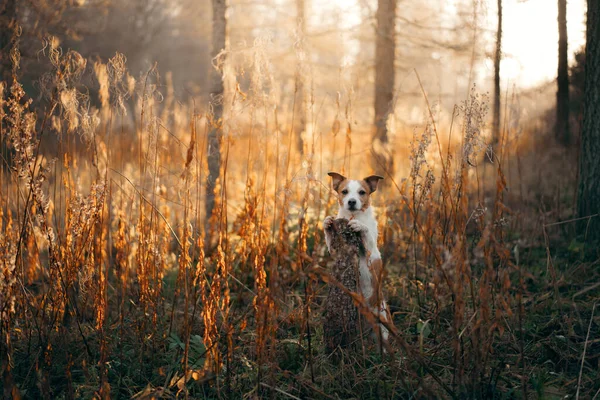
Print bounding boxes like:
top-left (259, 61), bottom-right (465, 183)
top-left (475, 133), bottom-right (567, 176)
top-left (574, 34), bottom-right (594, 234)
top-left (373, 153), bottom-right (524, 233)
top-left (341, 189), bottom-right (348, 195)
top-left (359, 190), bottom-right (366, 195)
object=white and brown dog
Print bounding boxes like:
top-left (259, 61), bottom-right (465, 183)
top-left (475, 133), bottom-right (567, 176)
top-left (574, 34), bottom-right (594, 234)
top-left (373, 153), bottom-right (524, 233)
top-left (323, 172), bottom-right (391, 350)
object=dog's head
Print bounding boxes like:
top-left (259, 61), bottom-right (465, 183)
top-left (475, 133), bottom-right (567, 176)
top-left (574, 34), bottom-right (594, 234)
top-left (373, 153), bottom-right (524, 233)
top-left (328, 172), bottom-right (383, 213)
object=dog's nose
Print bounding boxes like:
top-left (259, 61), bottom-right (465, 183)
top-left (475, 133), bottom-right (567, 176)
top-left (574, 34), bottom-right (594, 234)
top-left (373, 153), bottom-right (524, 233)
top-left (348, 199), bottom-right (357, 207)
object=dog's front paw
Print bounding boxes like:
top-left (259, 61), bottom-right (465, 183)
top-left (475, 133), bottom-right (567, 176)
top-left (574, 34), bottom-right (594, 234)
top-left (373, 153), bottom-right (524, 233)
top-left (323, 216), bottom-right (335, 231)
top-left (348, 219), bottom-right (367, 233)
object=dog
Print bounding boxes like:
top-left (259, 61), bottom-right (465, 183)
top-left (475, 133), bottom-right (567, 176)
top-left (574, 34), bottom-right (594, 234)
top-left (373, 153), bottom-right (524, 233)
top-left (323, 172), bottom-right (391, 351)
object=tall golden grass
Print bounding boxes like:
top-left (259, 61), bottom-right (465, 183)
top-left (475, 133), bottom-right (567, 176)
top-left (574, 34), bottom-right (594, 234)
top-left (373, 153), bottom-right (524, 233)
top-left (0, 33), bottom-right (596, 399)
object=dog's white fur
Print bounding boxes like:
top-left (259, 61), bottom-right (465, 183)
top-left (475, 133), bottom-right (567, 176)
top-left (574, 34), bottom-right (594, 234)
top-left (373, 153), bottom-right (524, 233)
top-left (323, 172), bottom-right (390, 349)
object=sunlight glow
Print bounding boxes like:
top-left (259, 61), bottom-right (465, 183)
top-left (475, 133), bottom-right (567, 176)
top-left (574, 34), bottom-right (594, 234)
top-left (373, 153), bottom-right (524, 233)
top-left (325, 0), bottom-right (587, 89)
top-left (491, 0), bottom-right (587, 88)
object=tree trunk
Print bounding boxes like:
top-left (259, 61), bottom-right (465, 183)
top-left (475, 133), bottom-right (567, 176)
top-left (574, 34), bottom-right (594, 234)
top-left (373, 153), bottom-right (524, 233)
top-left (0, 0), bottom-right (16, 82)
top-left (295, 0), bottom-right (306, 156)
top-left (577, 0), bottom-right (600, 242)
top-left (323, 219), bottom-right (362, 354)
top-left (206, 0), bottom-right (227, 228)
top-left (492, 0), bottom-right (502, 154)
top-left (556, 0), bottom-right (570, 146)
top-left (372, 0), bottom-right (396, 175)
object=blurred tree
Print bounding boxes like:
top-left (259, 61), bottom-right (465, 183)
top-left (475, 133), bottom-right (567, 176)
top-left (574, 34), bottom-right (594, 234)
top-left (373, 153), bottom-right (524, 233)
top-left (0, 0), bottom-right (92, 84)
top-left (86, 0), bottom-right (173, 73)
top-left (570, 47), bottom-right (585, 124)
top-left (0, 1), bottom-right (16, 82)
top-left (492, 0), bottom-right (502, 155)
top-left (295, 0), bottom-right (307, 156)
top-left (372, 0), bottom-right (396, 175)
top-left (206, 0), bottom-right (228, 227)
top-left (66, 0), bottom-right (210, 94)
top-left (2, 0), bottom-right (211, 105)
top-left (578, 0), bottom-right (600, 242)
top-left (556, 0), bottom-right (570, 146)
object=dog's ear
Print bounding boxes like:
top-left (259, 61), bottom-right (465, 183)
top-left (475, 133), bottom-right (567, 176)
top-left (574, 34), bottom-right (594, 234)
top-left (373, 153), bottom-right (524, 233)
top-left (363, 175), bottom-right (384, 193)
top-left (327, 172), bottom-right (346, 192)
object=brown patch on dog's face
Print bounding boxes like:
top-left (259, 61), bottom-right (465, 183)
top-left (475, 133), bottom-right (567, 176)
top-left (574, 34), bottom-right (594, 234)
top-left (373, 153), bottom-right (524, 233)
top-left (336, 180), bottom-right (351, 207)
top-left (358, 180), bottom-right (372, 210)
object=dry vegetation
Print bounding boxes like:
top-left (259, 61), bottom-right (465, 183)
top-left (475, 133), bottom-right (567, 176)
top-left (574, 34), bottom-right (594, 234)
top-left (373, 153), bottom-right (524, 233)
top-left (1, 29), bottom-right (599, 400)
